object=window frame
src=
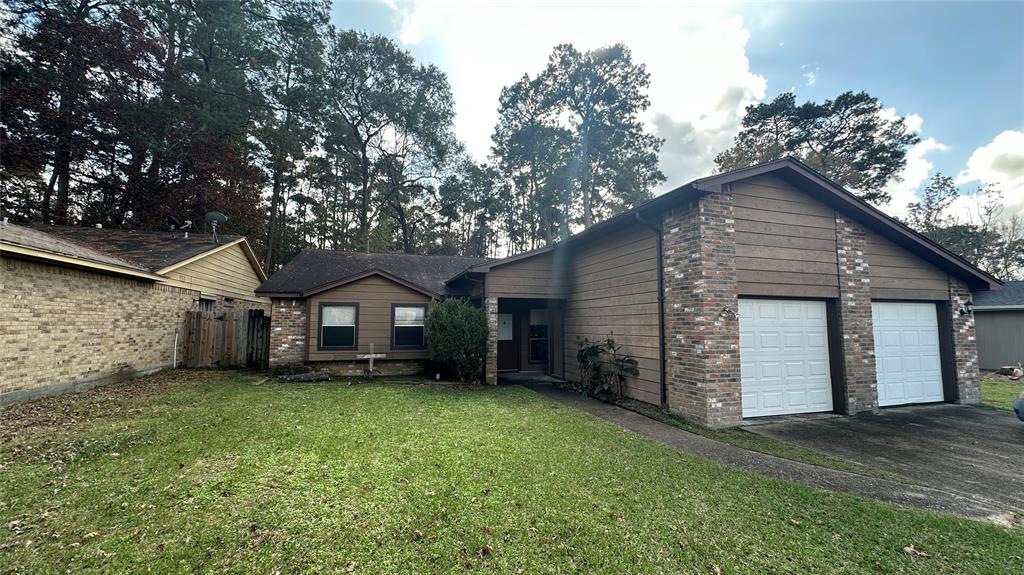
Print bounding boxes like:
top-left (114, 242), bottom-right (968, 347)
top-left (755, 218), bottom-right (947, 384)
top-left (391, 303), bottom-right (428, 350)
top-left (317, 302), bottom-right (359, 351)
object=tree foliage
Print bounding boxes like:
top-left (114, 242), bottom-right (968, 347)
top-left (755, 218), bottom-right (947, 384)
top-left (715, 91), bottom-right (920, 204)
top-left (3, 9), bottom-right (667, 265)
top-left (490, 43), bottom-right (664, 252)
top-left (905, 173), bottom-right (1024, 280)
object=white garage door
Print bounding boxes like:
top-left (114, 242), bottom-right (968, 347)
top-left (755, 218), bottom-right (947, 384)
top-left (740, 299), bottom-right (833, 417)
top-left (872, 302), bottom-right (944, 406)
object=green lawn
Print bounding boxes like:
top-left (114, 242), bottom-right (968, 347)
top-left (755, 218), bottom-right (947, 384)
top-left (981, 377), bottom-right (1024, 411)
top-left (2, 371), bottom-right (1022, 574)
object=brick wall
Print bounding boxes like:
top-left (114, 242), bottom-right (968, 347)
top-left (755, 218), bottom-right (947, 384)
top-left (949, 277), bottom-right (981, 404)
top-left (484, 296), bottom-right (498, 385)
top-left (662, 193), bottom-right (741, 428)
top-left (269, 298), bottom-right (307, 366)
top-left (834, 214), bottom-right (878, 413)
top-left (316, 359), bottom-right (425, 377)
top-left (0, 256), bottom-right (198, 405)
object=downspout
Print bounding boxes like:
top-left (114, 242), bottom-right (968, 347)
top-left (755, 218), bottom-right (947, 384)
top-left (635, 211), bottom-right (667, 407)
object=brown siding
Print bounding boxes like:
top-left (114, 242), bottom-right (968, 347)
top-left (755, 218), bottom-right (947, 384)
top-left (485, 251), bottom-right (564, 298)
top-left (563, 225), bottom-right (661, 404)
top-left (732, 175), bottom-right (840, 297)
top-left (164, 242), bottom-right (268, 305)
top-left (307, 274), bottom-right (431, 361)
top-left (865, 230), bottom-right (949, 300)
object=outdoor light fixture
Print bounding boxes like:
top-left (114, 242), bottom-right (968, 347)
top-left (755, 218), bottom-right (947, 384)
top-left (720, 306), bottom-right (738, 320)
top-left (958, 301), bottom-right (974, 316)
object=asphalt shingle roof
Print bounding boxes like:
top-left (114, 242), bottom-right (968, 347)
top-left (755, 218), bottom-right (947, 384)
top-left (28, 225), bottom-right (241, 272)
top-left (257, 249), bottom-right (489, 296)
top-left (973, 281), bottom-right (1024, 308)
top-left (0, 223), bottom-right (147, 271)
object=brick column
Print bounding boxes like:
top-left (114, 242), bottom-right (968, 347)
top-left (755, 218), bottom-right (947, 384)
top-left (949, 277), bottom-right (980, 404)
top-left (834, 214), bottom-right (877, 413)
top-left (484, 296), bottom-right (498, 385)
top-left (662, 193), bottom-right (741, 428)
top-left (269, 298), bottom-right (307, 367)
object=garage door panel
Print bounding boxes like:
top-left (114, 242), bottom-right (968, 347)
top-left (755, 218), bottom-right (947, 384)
top-left (741, 299), bottom-right (833, 417)
top-left (872, 302), bottom-right (944, 406)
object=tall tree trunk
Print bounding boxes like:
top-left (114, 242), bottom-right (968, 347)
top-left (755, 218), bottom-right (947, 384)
top-left (263, 161), bottom-right (285, 274)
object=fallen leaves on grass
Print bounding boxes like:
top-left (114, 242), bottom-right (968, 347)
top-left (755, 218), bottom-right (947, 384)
top-left (902, 544), bottom-right (929, 558)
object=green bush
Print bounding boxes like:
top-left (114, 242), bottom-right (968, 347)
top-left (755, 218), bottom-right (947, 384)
top-left (424, 298), bottom-right (488, 382)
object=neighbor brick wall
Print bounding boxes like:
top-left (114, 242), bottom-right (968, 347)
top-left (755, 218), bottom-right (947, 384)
top-left (269, 298), bottom-right (308, 366)
top-left (662, 193), bottom-right (741, 428)
top-left (0, 256), bottom-right (198, 405)
top-left (949, 277), bottom-right (980, 404)
top-left (834, 214), bottom-right (878, 413)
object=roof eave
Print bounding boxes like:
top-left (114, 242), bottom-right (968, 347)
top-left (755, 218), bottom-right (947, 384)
top-left (0, 241), bottom-right (165, 281)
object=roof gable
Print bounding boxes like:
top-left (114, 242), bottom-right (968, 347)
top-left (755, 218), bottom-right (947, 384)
top-left (464, 157), bottom-right (999, 291)
top-left (691, 158), bottom-right (1000, 289)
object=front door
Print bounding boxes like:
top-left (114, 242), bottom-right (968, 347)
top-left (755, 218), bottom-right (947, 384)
top-left (496, 313), bottom-right (518, 370)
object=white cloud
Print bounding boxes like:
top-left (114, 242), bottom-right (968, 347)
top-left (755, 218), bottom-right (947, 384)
top-left (384, 0), bottom-right (766, 192)
top-left (956, 130), bottom-right (1024, 218)
top-left (802, 71), bottom-right (816, 86)
top-left (879, 136), bottom-right (948, 219)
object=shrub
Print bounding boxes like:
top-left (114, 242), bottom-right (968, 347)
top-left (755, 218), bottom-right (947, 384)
top-left (424, 298), bottom-right (488, 382)
top-left (576, 336), bottom-right (640, 401)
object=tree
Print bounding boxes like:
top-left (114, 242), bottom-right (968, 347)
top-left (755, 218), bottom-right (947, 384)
top-left (544, 44), bottom-right (664, 227)
top-left (905, 174), bottom-right (1024, 280)
top-left (490, 43), bottom-right (664, 251)
top-left (716, 91), bottom-right (920, 204)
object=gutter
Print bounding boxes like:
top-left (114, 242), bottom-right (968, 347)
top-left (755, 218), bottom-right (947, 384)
top-left (634, 210), bottom-right (667, 407)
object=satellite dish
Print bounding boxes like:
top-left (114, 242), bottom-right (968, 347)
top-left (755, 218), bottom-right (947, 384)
top-left (205, 211), bottom-right (228, 243)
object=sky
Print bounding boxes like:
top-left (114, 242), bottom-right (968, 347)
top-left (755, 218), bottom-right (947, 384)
top-left (330, 0), bottom-right (1024, 220)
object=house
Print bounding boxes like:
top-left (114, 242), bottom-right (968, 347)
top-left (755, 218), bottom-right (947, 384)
top-left (256, 251), bottom-right (488, 375)
top-left (972, 281), bottom-right (1024, 370)
top-left (259, 158), bottom-right (999, 427)
top-left (0, 222), bottom-right (269, 405)
top-left (34, 225), bottom-right (269, 313)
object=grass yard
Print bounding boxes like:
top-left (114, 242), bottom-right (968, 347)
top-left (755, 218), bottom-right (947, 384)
top-left (981, 376), bottom-right (1024, 411)
top-left (2, 371), bottom-right (1022, 574)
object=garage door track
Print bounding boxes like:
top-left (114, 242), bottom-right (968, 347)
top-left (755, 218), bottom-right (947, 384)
top-left (749, 404), bottom-right (1024, 513)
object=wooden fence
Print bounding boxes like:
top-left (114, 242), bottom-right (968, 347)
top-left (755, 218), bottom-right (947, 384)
top-left (182, 308), bottom-right (269, 368)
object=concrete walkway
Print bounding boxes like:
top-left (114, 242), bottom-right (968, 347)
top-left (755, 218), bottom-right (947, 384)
top-left (529, 384), bottom-right (1022, 524)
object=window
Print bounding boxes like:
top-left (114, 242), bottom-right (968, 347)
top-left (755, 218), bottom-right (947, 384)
top-left (393, 305), bottom-right (426, 348)
top-left (320, 304), bottom-right (357, 349)
top-left (198, 298), bottom-right (214, 313)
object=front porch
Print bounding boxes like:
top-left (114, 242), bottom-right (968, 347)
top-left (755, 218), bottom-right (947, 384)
top-left (485, 297), bottom-right (565, 384)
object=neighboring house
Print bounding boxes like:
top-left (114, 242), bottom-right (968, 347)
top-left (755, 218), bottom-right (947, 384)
top-left (256, 251), bottom-right (488, 375)
top-left (0, 222), bottom-right (268, 405)
top-left (260, 157), bottom-right (999, 428)
top-left (34, 225), bottom-right (269, 313)
top-left (972, 281), bottom-right (1024, 370)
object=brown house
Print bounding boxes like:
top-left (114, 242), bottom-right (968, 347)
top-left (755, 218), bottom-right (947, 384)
top-left (0, 223), bottom-right (269, 405)
top-left (259, 158), bottom-right (998, 427)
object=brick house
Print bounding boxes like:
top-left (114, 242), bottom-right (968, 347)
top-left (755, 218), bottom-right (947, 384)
top-left (260, 158), bottom-right (998, 427)
top-left (0, 223), bottom-right (269, 405)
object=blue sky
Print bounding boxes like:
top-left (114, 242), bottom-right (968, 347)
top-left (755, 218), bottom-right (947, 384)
top-left (331, 1), bottom-right (1024, 218)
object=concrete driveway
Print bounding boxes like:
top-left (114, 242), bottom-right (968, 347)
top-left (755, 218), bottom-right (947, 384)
top-left (750, 404), bottom-right (1024, 513)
